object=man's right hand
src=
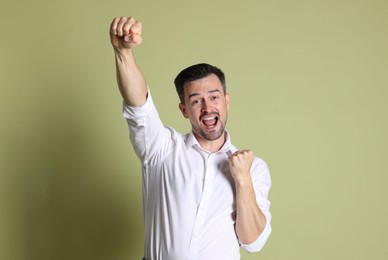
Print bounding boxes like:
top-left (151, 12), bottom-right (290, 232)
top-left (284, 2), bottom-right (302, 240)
top-left (109, 17), bottom-right (142, 52)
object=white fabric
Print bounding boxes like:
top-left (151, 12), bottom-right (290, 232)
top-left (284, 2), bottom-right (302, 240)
top-left (123, 90), bottom-right (272, 260)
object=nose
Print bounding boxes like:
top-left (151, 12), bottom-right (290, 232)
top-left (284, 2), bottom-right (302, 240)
top-left (201, 100), bottom-right (211, 113)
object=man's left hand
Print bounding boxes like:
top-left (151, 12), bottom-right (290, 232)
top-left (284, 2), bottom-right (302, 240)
top-left (228, 150), bottom-right (254, 183)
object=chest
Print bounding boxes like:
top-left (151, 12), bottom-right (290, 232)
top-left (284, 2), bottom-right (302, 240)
top-left (155, 148), bottom-right (236, 210)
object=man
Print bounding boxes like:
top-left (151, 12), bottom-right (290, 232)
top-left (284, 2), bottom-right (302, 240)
top-left (109, 16), bottom-right (272, 260)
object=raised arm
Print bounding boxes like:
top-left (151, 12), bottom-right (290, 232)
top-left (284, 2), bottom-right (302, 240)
top-left (109, 16), bottom-right (148, 106)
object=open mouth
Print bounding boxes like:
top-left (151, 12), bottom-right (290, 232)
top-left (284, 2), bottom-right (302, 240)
top-left (202, 115), bottom-right (218, 128)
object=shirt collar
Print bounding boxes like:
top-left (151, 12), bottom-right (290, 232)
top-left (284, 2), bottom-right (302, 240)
top-left (185, 130), bottom-right (237, 154)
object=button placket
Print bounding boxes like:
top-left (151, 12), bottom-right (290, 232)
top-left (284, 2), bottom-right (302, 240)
top-left (188, 153), bottom-right (214, 256)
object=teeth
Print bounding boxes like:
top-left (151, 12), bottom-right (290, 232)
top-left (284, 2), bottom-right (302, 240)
top-left (202, 116), bottom-right (218, 127)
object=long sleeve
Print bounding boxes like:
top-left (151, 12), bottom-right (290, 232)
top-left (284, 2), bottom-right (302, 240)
top-left (122, 89), bottom-right (173, 166)
top-left (240, 158), bottom-right (272, 252)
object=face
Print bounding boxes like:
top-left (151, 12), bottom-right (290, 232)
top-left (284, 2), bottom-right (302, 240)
top-left (179, 74), bottom-right (230, 143)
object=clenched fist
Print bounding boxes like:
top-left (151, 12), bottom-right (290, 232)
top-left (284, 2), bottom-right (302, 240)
top-left (109, 17), bottom-right (142, 52)
top-left (228, 150), bottom-right (254, 183)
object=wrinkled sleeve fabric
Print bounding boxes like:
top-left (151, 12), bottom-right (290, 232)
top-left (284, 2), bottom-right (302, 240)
top-left (122, 89), bottom-right (172, 166)
top-left (239, 158), bottom-right (272, 252)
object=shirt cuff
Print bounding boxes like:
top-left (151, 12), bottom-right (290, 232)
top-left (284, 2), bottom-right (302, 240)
top-left (240, 215), bottom-right (272, 253)
top-left (122, 87), bottom-right (153, 121)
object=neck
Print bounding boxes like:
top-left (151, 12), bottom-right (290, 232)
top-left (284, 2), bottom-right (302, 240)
top-left (194, 131), bottom-right (227, 153)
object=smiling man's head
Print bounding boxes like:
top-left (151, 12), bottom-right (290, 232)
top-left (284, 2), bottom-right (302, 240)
top-left (175, 64), bottom-right (230, 147)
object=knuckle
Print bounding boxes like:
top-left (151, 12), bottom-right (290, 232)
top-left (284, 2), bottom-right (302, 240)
top-left (118, 17), bottom-right (127, 24)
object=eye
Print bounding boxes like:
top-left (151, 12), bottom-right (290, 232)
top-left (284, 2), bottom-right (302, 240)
top-left (211, 95), bottom-right (220, 101)
top-left (191, 99), bottom-right (202, 106)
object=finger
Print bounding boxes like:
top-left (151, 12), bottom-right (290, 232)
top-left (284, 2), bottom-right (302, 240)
top-left (123, 34), bottom-right (142, 45)
top-left (238, 150), bottom-right (252, 156)
top-left (228, 154), bottom-right (239, 165)
top-left (229, 150), bottom-right (252, 161)
top-left (243, 150), bottom-right (253, 157)
top-left (122, 17), bottom-right (137, 35)
top-left (110, 17), bottom-right (121, 35)
top-left (130, 21), bottom-right (142, 35)
top-left (131, 34), bottom-right (142, 45)
top-left (117, 17), bottom-right (130, 36)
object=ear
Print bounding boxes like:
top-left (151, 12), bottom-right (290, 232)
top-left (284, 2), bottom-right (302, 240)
top-left (225, 93), bottom-right (231, 111)
top-left (179, 103), bottom-right (189, 118)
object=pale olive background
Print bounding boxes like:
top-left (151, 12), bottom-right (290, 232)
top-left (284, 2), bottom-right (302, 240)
top-left (1, 0), bottom-right (387, 259)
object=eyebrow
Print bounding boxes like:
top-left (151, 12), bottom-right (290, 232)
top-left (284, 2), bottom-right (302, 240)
top-left (188, 89), bottom-right (221, 100)
top-left (188, 93), bottom-right (200, 100)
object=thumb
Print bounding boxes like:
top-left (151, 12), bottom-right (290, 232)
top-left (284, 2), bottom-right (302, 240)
top-left (124, 35), bottom-right (131, 42)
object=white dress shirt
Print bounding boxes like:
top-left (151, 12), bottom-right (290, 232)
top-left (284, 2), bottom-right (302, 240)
top-left (123, 90), bottom-right (272, 260)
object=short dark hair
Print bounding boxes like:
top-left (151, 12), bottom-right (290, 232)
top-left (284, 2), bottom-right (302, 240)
top-left (174, 63), bottom-right (226, 104)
